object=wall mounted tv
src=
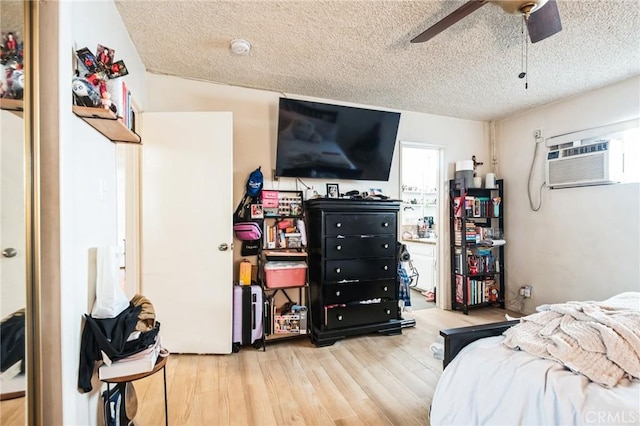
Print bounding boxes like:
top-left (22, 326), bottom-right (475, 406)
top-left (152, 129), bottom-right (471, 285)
top-left (274, 98), bottom-right (401, 181)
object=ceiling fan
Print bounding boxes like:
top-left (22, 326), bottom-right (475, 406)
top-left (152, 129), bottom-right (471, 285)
top-left (411, 0), bottom-right (562, 44)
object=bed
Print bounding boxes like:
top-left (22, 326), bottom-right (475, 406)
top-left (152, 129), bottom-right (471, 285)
top-left (430, 292), bottom-right (640, 426)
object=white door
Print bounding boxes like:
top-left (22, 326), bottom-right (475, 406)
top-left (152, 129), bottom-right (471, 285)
top-left (0, 111), bottom-right (26, 319)
top-left (141, 112), bottom-right (233, 354)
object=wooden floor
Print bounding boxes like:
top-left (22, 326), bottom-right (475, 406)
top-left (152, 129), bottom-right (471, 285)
top-left (0, 307), bottom-right (510, 425)
top-left (132, 307), bottom-right (508, 426)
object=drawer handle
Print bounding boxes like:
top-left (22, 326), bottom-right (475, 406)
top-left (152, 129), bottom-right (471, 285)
top-left (337, 315), bottom-right (343, 321)
top-left (336, 245), bottom-right (342, 251)
top-left (335, 268), bottom-right (341, 274)
top-left (383, 286), bottom-right (388, 292)
top-left (336, 222), bottom-right (342, 228)
top-left (385, 309), bottom-right (391, 315)
top-left (383, 243), bottom-right (389, 249)
top-left (383, 265), bottom-right (388, 271)
top-left (382, 222), bottom-right (389, 227)
top-left (336, 290), bottom-right (341, 296)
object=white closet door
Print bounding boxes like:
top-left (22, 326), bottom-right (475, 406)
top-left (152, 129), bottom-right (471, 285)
top-left (142, 112), bottom-right (233, 354)
top-left (0, 111), bottom-right (26, 319)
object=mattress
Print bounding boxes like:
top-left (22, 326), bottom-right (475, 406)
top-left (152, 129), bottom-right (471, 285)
top-left (430, 335), bottom-right (640, 426)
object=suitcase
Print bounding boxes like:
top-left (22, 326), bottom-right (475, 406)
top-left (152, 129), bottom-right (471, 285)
top-left (232, 285), bottom-right (264, 352)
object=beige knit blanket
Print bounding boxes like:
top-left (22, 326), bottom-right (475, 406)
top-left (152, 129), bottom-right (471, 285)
top-left (502, 292), bottom-right (640, 387)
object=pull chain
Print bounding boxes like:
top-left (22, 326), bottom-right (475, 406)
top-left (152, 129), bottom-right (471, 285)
top-left (519, 14), bottom-right (529, 89)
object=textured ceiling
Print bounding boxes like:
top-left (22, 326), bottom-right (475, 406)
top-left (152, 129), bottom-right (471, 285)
top-left (115, 0), bottom-right (640, 121)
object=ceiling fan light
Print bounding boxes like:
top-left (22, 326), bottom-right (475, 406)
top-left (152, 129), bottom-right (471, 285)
top-left (490, 0), bottom-right (548, 15)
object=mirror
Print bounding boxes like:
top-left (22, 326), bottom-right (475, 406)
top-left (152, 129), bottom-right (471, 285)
top-left (0, 1), bottom-right (28, 424)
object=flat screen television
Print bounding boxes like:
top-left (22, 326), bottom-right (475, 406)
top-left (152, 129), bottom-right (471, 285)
top-left (274, 98), bottom-right (401, 181)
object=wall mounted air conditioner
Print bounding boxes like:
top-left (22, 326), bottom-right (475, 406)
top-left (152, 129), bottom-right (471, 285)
top-left (546, 139), bottom-right (623, 189)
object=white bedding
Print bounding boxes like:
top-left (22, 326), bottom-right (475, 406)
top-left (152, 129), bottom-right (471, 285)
top-left (430, 336), bottom-right (640, 426)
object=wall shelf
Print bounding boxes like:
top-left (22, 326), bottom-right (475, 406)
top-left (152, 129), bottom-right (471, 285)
top-left (0, 99), bottom-right (24, 117)
top-left (72, 105), bottom-right (141, 144)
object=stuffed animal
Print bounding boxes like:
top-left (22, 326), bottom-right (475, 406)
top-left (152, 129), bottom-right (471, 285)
top-left (280, 117), bottom-right (323, 143)
top-left (72, 77), bottom-right (101, 108)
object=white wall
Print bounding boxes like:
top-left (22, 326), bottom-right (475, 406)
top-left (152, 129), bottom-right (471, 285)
top-left (145, 73), bottom-right (488, 300)
top-left (496, 76), bottom-right (640, 313)
top-left (58, 1), bottom-right (147, 424)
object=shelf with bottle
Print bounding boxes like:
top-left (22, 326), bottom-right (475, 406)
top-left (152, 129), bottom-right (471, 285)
top-left (402, 201), bottom-right (437, 208)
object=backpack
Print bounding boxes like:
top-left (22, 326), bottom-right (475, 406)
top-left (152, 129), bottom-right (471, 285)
top-left (246, 167), bottom-right (263, 198)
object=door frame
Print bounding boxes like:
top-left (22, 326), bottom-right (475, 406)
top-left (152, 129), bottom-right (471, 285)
top-left (398, 141), bottom-right (447, 309)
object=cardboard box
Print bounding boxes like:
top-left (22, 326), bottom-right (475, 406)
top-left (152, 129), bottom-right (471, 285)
top-left (274, 314), bottom-right (301, 334)
top-left (273, 308), bottom-right (307, 334)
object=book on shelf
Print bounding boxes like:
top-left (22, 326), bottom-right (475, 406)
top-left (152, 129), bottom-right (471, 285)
top-left (455, 275), bottom-right (500, 305)
top-left (98, 337), bottom-right (161, 380)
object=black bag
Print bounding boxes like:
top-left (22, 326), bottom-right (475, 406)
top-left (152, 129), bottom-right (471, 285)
top-left (103, 382), bottom-right (137, 426)
top-left (0, 310), bottom-right (25, 374)
top-left (241, 240), bottom-right (262, 256)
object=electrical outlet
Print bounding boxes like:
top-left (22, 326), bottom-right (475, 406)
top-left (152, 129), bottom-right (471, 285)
top-left (524, 285), bottom-right (532, 298)
top-left (272, 169), bottom-right (278, 181)
top-left (533, 129), bottom-right (542, 139)
top-left (519, 287), bottom-right (525, 296)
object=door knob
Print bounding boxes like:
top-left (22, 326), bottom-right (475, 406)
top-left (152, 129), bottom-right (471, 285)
top-left (383, 265), bottom-right (388, 271)
top-left (2, 248), bottom-right (17, 258)
top-left (336, 223), bottom-right (342, 228)
top-left (336, 245), bottom-right (342, 251)
top-left (218, 243), bottom-right (230, 251)
top-left (335, 268), bottom-right (341, 274)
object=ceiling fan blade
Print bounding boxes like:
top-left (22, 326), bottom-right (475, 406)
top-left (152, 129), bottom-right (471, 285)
top-left (411, 0), bottom-right (488, 44)
top-left (527, 0), bottom-right (562, 43)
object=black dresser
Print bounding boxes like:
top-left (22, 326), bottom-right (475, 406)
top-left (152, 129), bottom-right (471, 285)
top-left (304, 199), bottom-right (404, 346)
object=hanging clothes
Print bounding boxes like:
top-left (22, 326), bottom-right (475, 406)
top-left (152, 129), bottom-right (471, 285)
top-left (397, 262), bottom-right (412, 309)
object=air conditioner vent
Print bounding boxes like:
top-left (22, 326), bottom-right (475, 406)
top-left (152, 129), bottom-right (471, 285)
top-left (546, 140), bottom-right (623, 189)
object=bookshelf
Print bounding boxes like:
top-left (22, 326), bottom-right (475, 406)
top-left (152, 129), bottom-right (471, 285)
top-left (72, 105), bottom-right (141, 144)
top-left (449, 179), bottom-right (505, 314)
top-left (257, 190), bottom-right (309, 343)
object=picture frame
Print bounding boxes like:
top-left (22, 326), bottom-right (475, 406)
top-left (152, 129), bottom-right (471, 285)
top-left (250, 203), bottom-right (264, 219)
top-left (326, 183), bottom-right (339, 198)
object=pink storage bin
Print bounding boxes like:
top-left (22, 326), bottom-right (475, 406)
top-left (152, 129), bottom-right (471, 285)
top-left (264, 261), bottom-right (307, 288)
top-left (262, 190), bottom-right (279, 208)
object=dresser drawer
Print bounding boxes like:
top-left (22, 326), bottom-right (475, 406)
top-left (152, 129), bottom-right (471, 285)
top-left (325, 301), bottom-right (398, 329)
top-left (325, 213), bottom-right (396, 237)
top-left (325, 236), bottom-right (396, 259)
top-left (325, 258), bottom-right (396, 282)
top-left (323, 280), bottom-right (397, 304)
